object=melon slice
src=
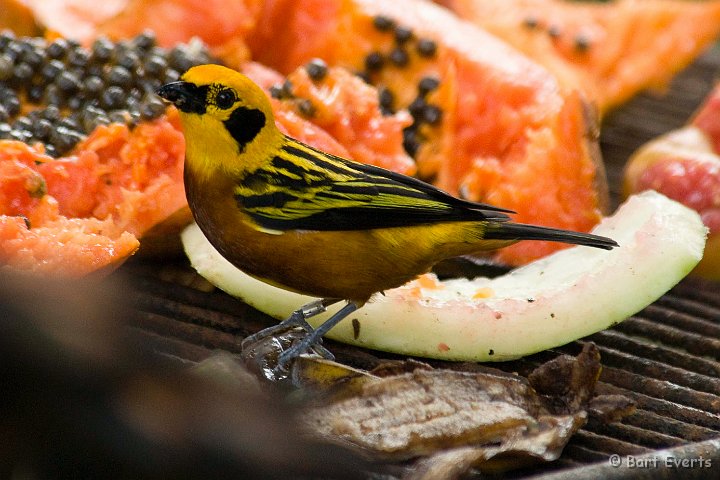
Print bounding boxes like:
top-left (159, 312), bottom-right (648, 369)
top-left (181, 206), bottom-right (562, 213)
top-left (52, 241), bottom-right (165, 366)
top-left (181, 191), bottom-right (707, 362)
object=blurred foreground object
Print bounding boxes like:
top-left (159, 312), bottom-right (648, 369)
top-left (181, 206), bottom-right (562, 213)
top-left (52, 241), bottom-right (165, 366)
top-left (0, 271), bottom-right (375, 479)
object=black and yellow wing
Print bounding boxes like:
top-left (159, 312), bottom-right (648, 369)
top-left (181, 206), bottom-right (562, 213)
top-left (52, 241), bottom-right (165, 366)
top-left (234, 139), bottom-right (512, 232)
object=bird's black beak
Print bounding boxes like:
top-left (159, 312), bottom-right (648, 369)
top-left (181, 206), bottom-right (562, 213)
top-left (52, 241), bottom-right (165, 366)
top-left (156, 81), bottom-right (207, 114)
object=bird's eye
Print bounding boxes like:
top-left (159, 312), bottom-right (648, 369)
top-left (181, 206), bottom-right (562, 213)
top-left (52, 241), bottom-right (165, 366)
top-left (216, 88), bottom-right (237, 110)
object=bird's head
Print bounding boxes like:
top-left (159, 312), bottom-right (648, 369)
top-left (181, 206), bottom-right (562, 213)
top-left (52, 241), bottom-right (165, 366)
top-left (157, 64), bottom-right (283, 179)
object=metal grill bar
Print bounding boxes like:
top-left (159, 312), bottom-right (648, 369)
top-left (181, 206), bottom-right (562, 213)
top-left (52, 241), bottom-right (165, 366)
top-left (595, 383), bottom-right (720, 432)
top-left (619, 411), bottom-right (719, 442)
top-left (613, 318), bottom-right (720, 358)
top-left (570, 430), bottom-right (653, 457)
top-left (588, 346), bottom-right (720, 396)
top-left (585, 420), bottom-right (686, 450)
top-left (643, 303), bottom-right (720, 338)
top-left (586, 330), bottom-right (720, 378)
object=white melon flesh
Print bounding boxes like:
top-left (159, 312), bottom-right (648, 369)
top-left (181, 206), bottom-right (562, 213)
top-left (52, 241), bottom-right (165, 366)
top-left (181, 191), bottom-right (707, 361)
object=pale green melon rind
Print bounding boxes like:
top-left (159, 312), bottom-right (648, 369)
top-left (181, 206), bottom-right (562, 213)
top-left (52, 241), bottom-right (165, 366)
top-left (181, 191), bottom-right (707, 362)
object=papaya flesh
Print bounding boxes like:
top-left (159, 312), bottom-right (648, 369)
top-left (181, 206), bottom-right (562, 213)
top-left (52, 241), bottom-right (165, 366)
top-left (0, 109), bottom-right (187, 274)
top-left (0, 31), bottom-right (216, 271)
top-left (243, 61), bottom-right (415, 175)
top-left (440, 0), bottom-right (720, 115)
top-left (0, 140), bottom-right (139, 277)
top-left (246, 0), bottom-right (608, 265)
top-left (0, 0), bottom-right (40, 37)
top-left (20, 0), bottom-right (127, 43)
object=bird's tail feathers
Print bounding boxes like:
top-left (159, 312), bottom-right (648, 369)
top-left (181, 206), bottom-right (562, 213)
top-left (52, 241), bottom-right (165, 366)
top-left (484, 222), bottom-right (618, 250)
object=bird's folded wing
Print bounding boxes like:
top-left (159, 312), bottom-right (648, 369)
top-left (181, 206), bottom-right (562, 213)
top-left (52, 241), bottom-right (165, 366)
top-left (234, 142), bottom-right (510, 232)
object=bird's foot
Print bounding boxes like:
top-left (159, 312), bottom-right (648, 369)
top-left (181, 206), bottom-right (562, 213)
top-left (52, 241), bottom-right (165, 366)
top-left (240, 298), bottom-right (338, 351)
top-left (241, 300), bottom-right (359, 380)
top-left (276, 331), bottom-right (334, 370)
top-left (240, 321), bottom-right (335, 383)
top-left (276, 301), bottom-right (360, 370)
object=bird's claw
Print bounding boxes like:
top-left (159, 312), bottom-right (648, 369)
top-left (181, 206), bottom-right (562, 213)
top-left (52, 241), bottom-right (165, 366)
top-left (277, 337), bottom-right (335, 370)
top-left (240, 323), bottom-right (334, 382)
top-left (241, 300), bottom-right (356, 381)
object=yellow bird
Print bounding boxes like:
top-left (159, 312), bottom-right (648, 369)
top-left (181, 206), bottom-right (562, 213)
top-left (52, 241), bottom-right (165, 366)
top-left (157, 64), bottom-right (617, 367)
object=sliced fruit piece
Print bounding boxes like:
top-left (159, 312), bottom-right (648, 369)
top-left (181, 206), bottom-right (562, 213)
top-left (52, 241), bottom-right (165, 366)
top-left (96, 0), bottom-right (263, 67)
top-left (0, 214), bottom-right (138, 277)
top-left (182, 191), bottom-right (707, 362)
top-left (0, 33), bottom-right (215, 272)
top-left (245, 0), bottom-right (608, 265)
top-left (624, 86), bottom-right (720, 280)
top-left (440, 0), bottom-right (720, 114)
top-left (22, 0), bottom-right (127, 43)
top-left (0, 143), bottom-right (139, 276)
top-left (0, 110), bottom-right (186, 274)
top-left (33, 112), bottom-right (187, 238)
top-left (0, 138), bottom-right (142, 275)
top-left (20, 0), bottom-right (263, 62)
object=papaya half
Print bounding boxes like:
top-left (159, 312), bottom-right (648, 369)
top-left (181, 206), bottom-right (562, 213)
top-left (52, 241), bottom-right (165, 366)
top-left (439, 0), bottom-right (720, 115)
top-left (0, 32), bottom-right (211, 275)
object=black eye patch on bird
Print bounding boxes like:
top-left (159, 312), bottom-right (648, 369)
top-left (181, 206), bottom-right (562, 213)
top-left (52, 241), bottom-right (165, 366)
top-left (223, 106), bottom-right (266, 152)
